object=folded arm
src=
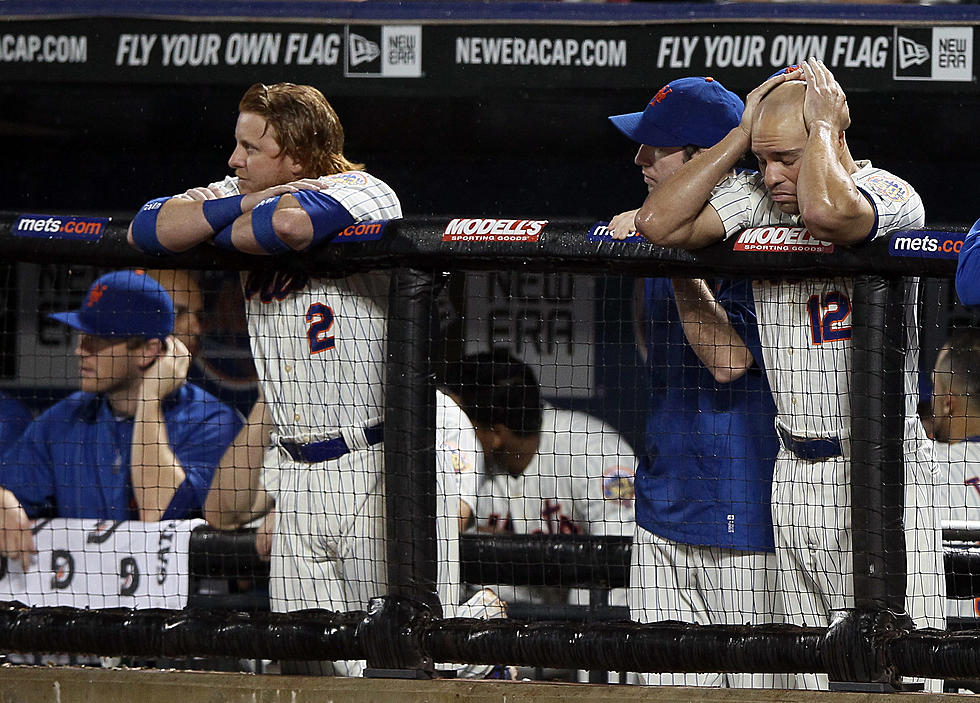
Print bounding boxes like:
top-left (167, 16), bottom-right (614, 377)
top-left (670, 278), bottom-right (756, 384)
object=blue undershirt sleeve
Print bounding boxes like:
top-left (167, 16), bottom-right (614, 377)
top-left (292, 189), bottom-right (356, 249)
top-left (956, 217), bottom-right (980, 306)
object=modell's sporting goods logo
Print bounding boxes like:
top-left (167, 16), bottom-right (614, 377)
top-left (733, 226), bottom-right (834, 254)
top-left (443, 218), bottom-right (548, 242)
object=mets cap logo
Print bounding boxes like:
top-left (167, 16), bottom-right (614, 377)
top-left (86, 284), bottom-right (108, 308)
top-left (651, 85), bottom-right (673, 105)
top-left (602, 466), bottom-right (635, 506)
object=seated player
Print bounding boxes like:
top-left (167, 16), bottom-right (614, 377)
top-left (445, 348), bottom-right (636, 606)
top-left (931, 329), bottom-right (980, 622)
top-left (0, 270), bottom-right (242, 570)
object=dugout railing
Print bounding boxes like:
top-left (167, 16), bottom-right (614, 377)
top-left (0, 211), bottom-right (975, 688)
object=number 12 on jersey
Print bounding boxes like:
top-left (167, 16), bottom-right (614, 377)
top-left (807, 291), bottom-right (851, 345)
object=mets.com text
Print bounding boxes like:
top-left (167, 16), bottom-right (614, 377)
top-left (456, 37), bottom-right (627, 67)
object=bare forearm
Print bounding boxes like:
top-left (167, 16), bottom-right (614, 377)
top-left (635, 128), bottom-right (748, 248)
top-left (670, 278), bottom-right (755, 383)
top-left (0, 487), bottom-right (34, 571)
top-left (797, 122), bottom-right (870, 244)
top-left (131, 400), bottom-right (185, 522)
top-left (205, 401), bottom-right (275, 529)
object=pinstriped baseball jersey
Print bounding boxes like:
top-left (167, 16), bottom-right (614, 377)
top-left (473, 405), bottom-right (635, 537)
top-left (934, 438), bottom-right (980, 619)
top-left (211, 171), bottom-right (402, 442)
top-left (436, 390), bottom-right (481, 518)
top-left (934, 438), bottom-right (980, 524)
top-left (710, 162), bottom-right (925, 437)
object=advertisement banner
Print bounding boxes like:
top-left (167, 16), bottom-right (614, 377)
top-left (0, 17), bottom-right (975, 95)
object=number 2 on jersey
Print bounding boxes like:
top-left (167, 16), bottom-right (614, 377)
top-left (807, 291), bottom-right (851, 345)
top-left (306, 302), bottom-right (335, 354)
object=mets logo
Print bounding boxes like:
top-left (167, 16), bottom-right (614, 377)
top-left (863, 174), bottom-right (912, 204)
top-left (651, 85), bottom-right (673, 105)
top-left (602, 466), bottom-right (635, 507)
top-left (86, 284), bottom-right (108, 308)
top-left (321, 172), bottom-right (369, 188)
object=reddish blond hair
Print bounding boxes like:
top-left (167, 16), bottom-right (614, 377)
top-left (238, 83), bottom-right (363, 177)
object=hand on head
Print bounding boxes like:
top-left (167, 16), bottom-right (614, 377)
top-left (741, 59), bottom-right (849, 144)
top-left (140, 335), bottom-right (191, 402)
top-left (799, 59), bottom-right (850, 134)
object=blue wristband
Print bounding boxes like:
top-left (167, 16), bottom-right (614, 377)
top-left (213, 223), bottom-right (235, 250)
top-left (293, 190), bottom-right (356, 249)
top-left (130, 197), bottom-right (175, 255)
top-left (251, 196), bottom-right (291, 254)
top-left (201, 194), bottom-right (244, 233)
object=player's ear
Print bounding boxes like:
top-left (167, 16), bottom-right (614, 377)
top-left (286, 153), bottom-right (305, 178)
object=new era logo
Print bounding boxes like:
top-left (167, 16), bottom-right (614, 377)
top-left (894, 26), bottom-right (973, 81)
top-left (348, 33), bottom-right (380, 67)
top-left (345, 25), bottom-right (422, 78)
top-left (897, 36), bottom-right (929, 70)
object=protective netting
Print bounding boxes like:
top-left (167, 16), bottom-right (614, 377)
top-left (0, 224), bottom-right (979, 692)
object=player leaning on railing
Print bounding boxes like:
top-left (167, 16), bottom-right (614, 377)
top-left (129, 82), bottom-right (402, 676)
top-left (633, 59), bottom-right (944, 692)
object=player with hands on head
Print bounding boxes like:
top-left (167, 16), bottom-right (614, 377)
top-left (607, 77), bottom-right (782, 688)
top-left (633, 59), bottom-right (942, 691)
top-left (0, 270), bottom-right (241, 571)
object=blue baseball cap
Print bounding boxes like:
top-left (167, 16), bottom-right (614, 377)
top-left (608, 76), bottom-right (744, 148)
top-left (50, 270), bottom-right (175, 340)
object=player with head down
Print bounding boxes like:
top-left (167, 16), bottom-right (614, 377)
top-left (129, 83), bottom-right (481, 676)
top-left (606, 78), bottom-right (782, 688)
top-left (633, 60), bottom-right (944, 690)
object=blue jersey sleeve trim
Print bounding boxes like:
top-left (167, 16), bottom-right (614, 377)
top-left (292, 190), bottom-right (356, 249)
top-left (130, 197), bottom-right (175, 255)
top-left (854, 185), bottom-right (880, 246)
top-left (956, 217), bottom-right (980, 306)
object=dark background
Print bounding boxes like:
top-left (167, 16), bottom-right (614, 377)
top-left (2, 82), bottom-right (978, 228)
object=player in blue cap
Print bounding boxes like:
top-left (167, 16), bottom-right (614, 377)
top-left (0, 270), bottom-right (241, 570)
top-left (606, 77), bottom-right (783, 688)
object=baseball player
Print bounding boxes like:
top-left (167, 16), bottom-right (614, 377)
top-left (446, 349), bottom-right (635, 606)
top-left (931, 329), bottom-right (980, 621)
top-left (0, 270), bottom-right (242, 569)
top-left (634, 60), bottom-right (944, 690)
top-left (606, 78), bottom-right (782, 688)
top-left (131, 82), bottom-right (401, 676)
top-left (956, 217), bottom-right (980, 306)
